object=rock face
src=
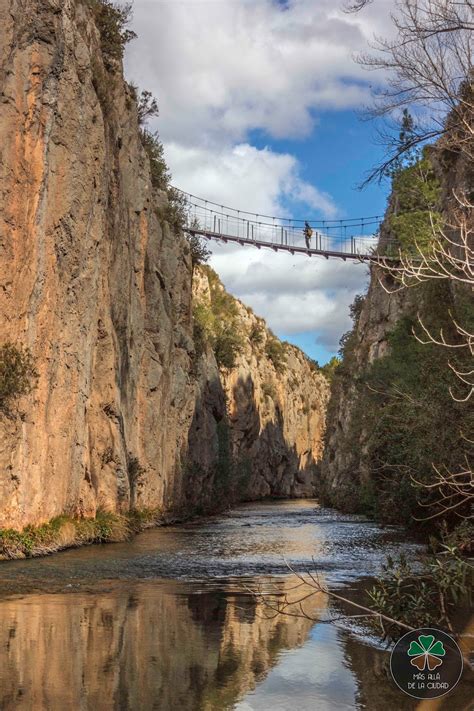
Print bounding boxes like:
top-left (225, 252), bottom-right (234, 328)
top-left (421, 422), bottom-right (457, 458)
top-left (320, 142), bottom-right (472, 511)
top-left (320, 245), bottom-right (416, 497)
top-left (191, 268), bottom-right (328, 500)
top-left (0, 0), bottom-right (202, 529)
top-left (0, 0), bottom-right (328, 530)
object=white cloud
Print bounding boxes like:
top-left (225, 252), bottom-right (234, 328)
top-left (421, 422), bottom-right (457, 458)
top-left (127, 0), bottom-right (392, 146)
top-left (124, 0), bottom-right (391, 357)
top-left (166, 141), bottom-right (337, 217)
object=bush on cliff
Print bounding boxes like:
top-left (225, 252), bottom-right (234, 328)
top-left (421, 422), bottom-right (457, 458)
top-left (389, 151), bottom-right (442, 254)
top-left (213, 325), bottom-right (244, 369)
top-left (265, 336), bottom-right (287, 373)
top-left (187, 229), bottom-right (211, 269)
top-left (88, 1), bottom-right (136, 69)
top-left (0, 343), bottom-right (38, 414)
top-left (249, 321), bottom-right (265, 347)
top-left (141, 130), bottom-right (170, 190)
top-left (192, 268), bottom-right (244, 369)
top-left (320, 357), bottom-right (340, 382)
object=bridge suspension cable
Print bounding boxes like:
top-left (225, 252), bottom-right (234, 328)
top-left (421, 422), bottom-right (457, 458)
top-left (173, 187), bottom-right (396, 262)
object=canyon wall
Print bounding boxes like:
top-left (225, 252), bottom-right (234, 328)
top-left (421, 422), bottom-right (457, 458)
top-left (320, 141), bottom-right (472, 522)
top-left (191, 268), bottom-right (328, 501)
top-left (0, 0), bottom-right (328, 530)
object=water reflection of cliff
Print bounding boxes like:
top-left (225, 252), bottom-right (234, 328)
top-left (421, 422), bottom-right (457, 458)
top-left (0, 578), bottom-right (324, 711)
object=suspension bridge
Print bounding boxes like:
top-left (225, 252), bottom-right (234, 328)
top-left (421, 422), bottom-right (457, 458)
top-left (177, 188), bottom-right (394, 262)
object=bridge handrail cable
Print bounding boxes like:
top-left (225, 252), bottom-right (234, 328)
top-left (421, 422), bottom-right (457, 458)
top-left (173, 186), bottom-right (384, 228)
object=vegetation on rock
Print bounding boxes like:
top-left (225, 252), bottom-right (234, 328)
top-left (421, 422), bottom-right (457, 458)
top-left (265, 335), bottom-right (287, 374)
top-left (192, 267), bottom-right (244, 369)
top-left (87, 0), bottom-right (136, 69)
top-left (320, 357), bottom-right (340, 382)
top-left (389, 151), bottom-right (442, 254)
top-left (0, 510), bottom-right (163, 560)
top-left (0, 343), bottom-right (38, 413)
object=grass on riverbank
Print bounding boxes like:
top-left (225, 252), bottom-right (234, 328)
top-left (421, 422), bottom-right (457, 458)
top-left (0, 509), bottom-right (162, 560)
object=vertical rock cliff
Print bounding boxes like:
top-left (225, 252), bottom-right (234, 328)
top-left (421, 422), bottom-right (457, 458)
top-left (320, 142), bottom-right (472, 523)
top-left (191, 268), bottom-right (328, 500)
top-left (0, 0), bottom-right (328, 533)
top-left (0, 0), bottom-right (203, 528)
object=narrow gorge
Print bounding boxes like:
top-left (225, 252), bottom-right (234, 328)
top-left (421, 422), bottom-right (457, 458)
top-left (0, 0), bottom-right (328, 548)
top-left (0, 0), bottom-right (472, 708)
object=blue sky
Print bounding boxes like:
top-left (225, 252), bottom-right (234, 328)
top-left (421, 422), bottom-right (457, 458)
top-left (254, 110), bottom-right (389, 219)
top-left (248, 110), bottom-right (389, 362)
top-left (126, 0), bottom-right (394, 364)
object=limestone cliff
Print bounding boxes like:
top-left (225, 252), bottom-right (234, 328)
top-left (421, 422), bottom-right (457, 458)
top-left (320, 142), bottom-right (472, 522)
top-left (0, 0), bottom-right (206, 529)
top-left (0, 0), bottom-right (328, 532)
top-left (191, 267), bottom-right (329, 500)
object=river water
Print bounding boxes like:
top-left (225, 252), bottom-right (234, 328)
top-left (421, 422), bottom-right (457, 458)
top-left (0, 500), bottom-right (471, 710)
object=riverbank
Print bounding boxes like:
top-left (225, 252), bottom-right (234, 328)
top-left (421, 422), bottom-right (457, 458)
top-left (0, 496), bottom-right (308, 560)
top-left (0, 510), bottom-right (161, 560)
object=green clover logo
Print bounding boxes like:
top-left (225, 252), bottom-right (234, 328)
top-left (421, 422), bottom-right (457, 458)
top-left (408, 634), bottom-right (446, 671)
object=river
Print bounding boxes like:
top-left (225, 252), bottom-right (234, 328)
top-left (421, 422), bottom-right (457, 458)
top-left (0, 500), bottom-right (471, 710)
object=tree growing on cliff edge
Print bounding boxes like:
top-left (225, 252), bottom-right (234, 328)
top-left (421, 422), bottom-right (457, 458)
top-left (350, 0), bottom-right (473, 183)
top-left (88, 1), bottom-right (136, 69)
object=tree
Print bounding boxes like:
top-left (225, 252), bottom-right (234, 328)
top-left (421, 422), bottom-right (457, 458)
top-left (352, 0), bottom-right (473, 182)
top-left (187, 230), bottom-right (211, 269)
top-left (89, 1), bottom-right (137, 68)
top-left (137, 90), bottom-right (159, 126)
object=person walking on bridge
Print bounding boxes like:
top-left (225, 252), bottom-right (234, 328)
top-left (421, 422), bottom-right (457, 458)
top-left (304, 221), bottom-right (313, 249)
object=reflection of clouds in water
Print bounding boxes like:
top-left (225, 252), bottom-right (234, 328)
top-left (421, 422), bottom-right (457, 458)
top-left (236, 623), bottom-right (357, 711)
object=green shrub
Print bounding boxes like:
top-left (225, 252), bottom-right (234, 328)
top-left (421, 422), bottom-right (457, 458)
top-left (249, 321), bottom-right (265, 346)
top-left (141, 129), bottom-right (170, 190)
top-left (0, 343), bottom-right (38, 413)
top-left (187, 232), bottom-right (211, 268)
top-left (163, 187), bottom-right (188, 232)
top-left (320, 356), bottom-right (340, 382)
top-left (208, 280), bottom-right (239, 320)
top-left (389, 152), bottom-right (441, 254)
top-left (213, 324), bottom-right (243, 369)
top-left (88, 0), bottom-right (136, 69)
top-left (136, 89), bottom-right (159, 126)
top-left (368, 542), bottom-right (473, 635)
top-left (265, 337), bottom-right (287, 373)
